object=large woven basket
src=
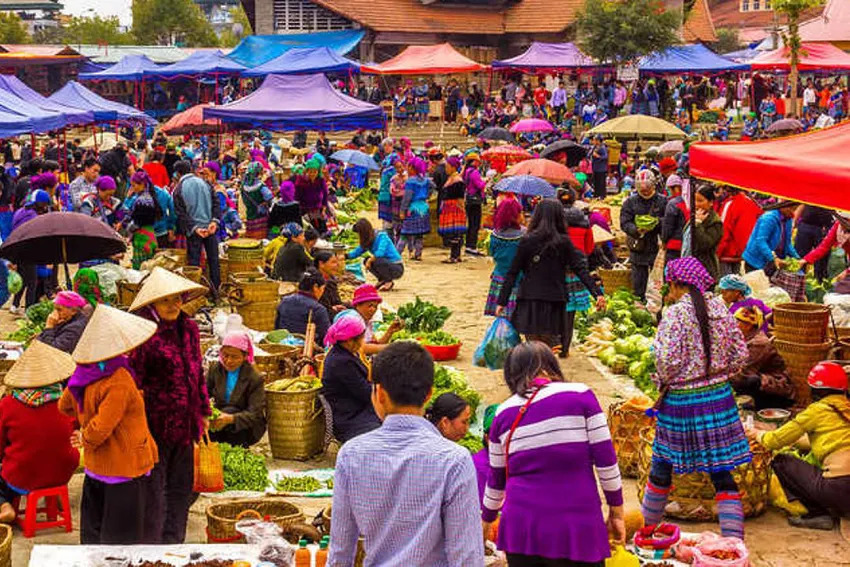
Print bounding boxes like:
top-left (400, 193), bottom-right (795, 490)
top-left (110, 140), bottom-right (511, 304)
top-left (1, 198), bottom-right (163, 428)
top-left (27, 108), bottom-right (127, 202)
top-left (205, 497), bottom-right (303, 544)
top-left (608, 400), bottom-right (655, 478)
top-left (228, 272), bottom-right (280, 303)
top-left (598, 268), bottom-right (632, 294)
top-left (226, 239), bottom-right (263, 274)
top-left (179, 266), bottom-right (203, 283)
top-left (254, 351), bottom-right (290, 384)
top-left (266, 383), bottom-right (325, 460)
top-left (773, 303), bottom-right (830, 344)
top-left (234, 300), bottom-right (278, 332)
top-left (636, 430), bottom-right (771, 521)
top-left (160, 248), bottom-right (187, 266)
top-left (0, 359), bottom-right (15, 388)
top-left (116, 280), bottom-right (143, 308)
top-left (0, 522), bottom-right (10, 567)
top-left (773, 339), bottom-right (832, 408)
top-left (322, 506), bottom-right (366, 567)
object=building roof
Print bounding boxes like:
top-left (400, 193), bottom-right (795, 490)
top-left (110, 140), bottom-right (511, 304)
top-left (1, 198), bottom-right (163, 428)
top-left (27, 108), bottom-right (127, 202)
top-left (0, 0), bottom-right (62, 9)
top-left (71, 45), bottom-right (225, 64)
top-left (0, 44), bottom-right (79, 56)
top-left (504, 0), bottom-right (583, 33)
top-left (683, 0), bottom-right (717, 42)
top-left (709, 0), bottom-right (820, 31)
top-left (799, 0), bottom-right (850, 43)
top-left (312, 0), bottom-right (507, 34)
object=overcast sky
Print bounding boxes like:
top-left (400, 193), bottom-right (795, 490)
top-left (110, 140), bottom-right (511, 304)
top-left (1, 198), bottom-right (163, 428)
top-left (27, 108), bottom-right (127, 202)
top-left (62, 0), bottom-right (133, 27)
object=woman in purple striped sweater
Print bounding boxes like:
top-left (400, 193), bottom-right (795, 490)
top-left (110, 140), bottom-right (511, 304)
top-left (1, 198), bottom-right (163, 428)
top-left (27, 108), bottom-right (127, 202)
top-left (482, 342), bottom-right (625, 567)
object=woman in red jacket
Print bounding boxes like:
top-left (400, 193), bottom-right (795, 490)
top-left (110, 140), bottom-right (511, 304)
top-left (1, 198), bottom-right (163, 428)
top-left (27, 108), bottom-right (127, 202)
top-left (717, 187), bottom-right (762, 276)
top-left (560, 188), bottom-right (595, 358)
top-left (799, 213), bottom-right (850, 279)
top-left (0, 341), bottom-right (80, 523)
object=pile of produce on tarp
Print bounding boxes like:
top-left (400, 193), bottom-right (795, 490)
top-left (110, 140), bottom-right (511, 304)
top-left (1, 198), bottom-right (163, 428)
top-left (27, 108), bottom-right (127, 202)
top-left (431, 364), bottom-right (482, 422)
top-left (219, 442), bottom-right (269, 492)
top-left (5, 299), bottom-right (53, 345)
top-left (384, 297), bottom-right (461, 346)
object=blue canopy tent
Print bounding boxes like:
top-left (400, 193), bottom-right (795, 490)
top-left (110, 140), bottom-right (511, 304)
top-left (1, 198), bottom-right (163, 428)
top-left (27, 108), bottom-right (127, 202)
top-left (0, 88), bottom-right (66, 133)
top-left (227, 30), bottom-right (365, 67)
top-left (48, 81), bottom-right (156, 126)
top-left (78, 54), bottom-right (161, 81)
top-left (639, 44), bottom-right (750, 74)
top-left (0, 75), bottom-right (94, 128)
top-left (204, 74), bottom-right (384, 131)
top-left (242, 47), bottom-right (360, 77)
top-left (149, 50), bottom-right (246, 79)
top-left (0, 109), bottom-right (34, 139)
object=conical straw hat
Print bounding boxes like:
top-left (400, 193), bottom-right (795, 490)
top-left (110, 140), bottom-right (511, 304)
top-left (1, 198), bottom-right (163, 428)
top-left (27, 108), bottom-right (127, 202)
top-left (72, 304), bottom-right (157, 364)
top-left (4, 340), bottom-right (76, 388)
top-left (592, 224), bottom-right (615, 244)
top-left (129, 266), bottom-right (207, 312)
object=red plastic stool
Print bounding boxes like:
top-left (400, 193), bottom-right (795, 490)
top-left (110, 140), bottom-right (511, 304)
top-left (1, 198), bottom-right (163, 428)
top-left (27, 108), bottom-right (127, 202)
top-left (13, 485), bottom-right (73, 538)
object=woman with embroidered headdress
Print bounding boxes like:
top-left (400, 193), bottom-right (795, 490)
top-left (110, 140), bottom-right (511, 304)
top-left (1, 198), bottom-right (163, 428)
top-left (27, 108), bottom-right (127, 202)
top-left (717, 274), bottom-right (772, 333)
top-left (73, 268), bottom-right (106, 307)
top-left (124, 170), bottom-right (175, 249)
top-left (38, 291), bottom-right (90, 353)
top-left (437, 155), bottom-right (467, 264)
top-left (80, 176), bottom-right (122, 229)
top-left (642, 257), bottom-right (751, 541)
top-left (295, 157), bottom-right (330, 235)
top-left (377, 143), bottom-right (397, 232)
top-left (240, 161), bottom-right (273, 239)
top-left (396, 156), bottom-right (431, 261)
top-left (273, 222), bottom-right (311, 282)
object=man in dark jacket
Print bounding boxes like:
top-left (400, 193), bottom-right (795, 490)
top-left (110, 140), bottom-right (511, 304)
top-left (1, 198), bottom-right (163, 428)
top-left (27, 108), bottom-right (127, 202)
top-left (620, 169), bottom-right (667, 301)
top-left (13, 158), bottom-right (42, 210)
top-left (660, 174), bottom-right (687, 268)
top-left (274, 270), bottom-right (331, 344)
top-left (98, 143), bottom-right (134, 197)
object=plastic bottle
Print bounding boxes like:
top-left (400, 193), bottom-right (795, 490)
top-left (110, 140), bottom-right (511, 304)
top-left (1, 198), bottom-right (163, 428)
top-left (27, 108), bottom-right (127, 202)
top-left (315, 538), bottom-right (329, 567)
top-left (294, 538), bottom-right (311, 567)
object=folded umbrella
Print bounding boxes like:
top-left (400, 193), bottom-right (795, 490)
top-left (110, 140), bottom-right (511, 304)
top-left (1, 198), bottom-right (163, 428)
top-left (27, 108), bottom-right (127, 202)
top-left (510, 118), bottom-right (555, 134)
top-left (540, 140), bottom-right (587, 167)
top-left (504, 158), bottom-right (577, 185)
top-left (494, 175), bottom-right (555, 198)
top-left (329, 149), bottom-right (379, 170)
top-left (479, 127), bottom-right (515, 142)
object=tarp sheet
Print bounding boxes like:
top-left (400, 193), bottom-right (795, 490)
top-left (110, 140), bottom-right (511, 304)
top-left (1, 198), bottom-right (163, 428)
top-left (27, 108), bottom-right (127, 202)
top-left (362, 43), bottom-right (487, 75)
top-left (150, 50), bottom-right (246, 79)
top-left (492, 42), bottom-right (598, 70)
top-left (78, 54), bottom-right (161, 81)
top-left (243, 47), bottom-right (359, 77)
top-left (204, 74), bottom-right (384, 131)
top-left (0, 75), bottom-right (94, 127)
top-left (227, 30), bottom-right (365, 67)
top-left (0, 109), bottom-right (33, 139)
top-left (48, 81), bottom-right (156, 126)
top-left (639, 44), bottom-right (750, 73)
top-left (690, 122), bottom-right (850, 211)
top-left (0, 87), bottom-right (65, 133)
top-left (750, 42), bottom-right (850, 71)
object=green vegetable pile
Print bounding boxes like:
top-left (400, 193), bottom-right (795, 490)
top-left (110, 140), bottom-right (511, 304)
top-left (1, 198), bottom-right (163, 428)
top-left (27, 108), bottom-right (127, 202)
top-left (783, 258), bottom-right (804, 273)
top-left (635, 215), bottom-right (659, 231)
top-left (337, 188), bottom-right (377, 215)
top-left (329, 228), bottom-right (359, 248)
top-left (219, 443), bottom-right (269, 492)
top-left (5, 299), bottom-right (53, 345)
top-left (275, 476), bottom-right (322, 493)
top-left (430, 364), bottom-right (482, 422)
top-left (396, 296), bottom-right (452, 333)
top-left (457, 433), bottom-right (484, 455)
top-left (604, 191), bottom-right (628, 207)
top-left (778, 446), bottom-right (820, 468)
top-left (806, 272), bottom-right (834, 304)
top-left (392, 329), bottom-right (460, 346)
top-left (209, 400), bottom-right (222, 421)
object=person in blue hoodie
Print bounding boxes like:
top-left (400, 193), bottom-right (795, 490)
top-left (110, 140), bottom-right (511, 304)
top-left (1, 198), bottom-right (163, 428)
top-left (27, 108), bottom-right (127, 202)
top-left (743, 201), bottom-right (800, 276)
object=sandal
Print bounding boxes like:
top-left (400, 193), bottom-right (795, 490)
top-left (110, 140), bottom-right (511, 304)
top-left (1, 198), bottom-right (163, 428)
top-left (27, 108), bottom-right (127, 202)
top-left (441, 258), bottom-right (455, 264)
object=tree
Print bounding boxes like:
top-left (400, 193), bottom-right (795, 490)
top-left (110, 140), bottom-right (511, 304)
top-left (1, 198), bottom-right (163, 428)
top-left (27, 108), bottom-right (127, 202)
top-left (132, 0), bottom-right (219, 47)
top-left (713, 27), bottom-right (742, 55)
top-left (577, 0), bottom-right (681, 67)
top-left (773, 0), bottom-right (824, 116)
top-left (0, 12), bottom-right (30, 44)
top-left (218, 5), bottom-right (253, 48)
top-left (62, 15), bottom-right (134, 45)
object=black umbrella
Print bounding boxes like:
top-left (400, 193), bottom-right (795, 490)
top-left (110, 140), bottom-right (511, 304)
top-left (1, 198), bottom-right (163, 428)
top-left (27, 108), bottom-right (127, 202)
top-left (479, 127), bottom-right (515, 142)
top-left (540, 140), bottom-right (587, 167)
top-left (0, 212), bottom-right (126, 288)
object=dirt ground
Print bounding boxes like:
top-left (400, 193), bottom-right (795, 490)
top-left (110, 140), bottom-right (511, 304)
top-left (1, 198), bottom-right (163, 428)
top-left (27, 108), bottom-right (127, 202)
top-left (3, 244), bottom-right (850, 566)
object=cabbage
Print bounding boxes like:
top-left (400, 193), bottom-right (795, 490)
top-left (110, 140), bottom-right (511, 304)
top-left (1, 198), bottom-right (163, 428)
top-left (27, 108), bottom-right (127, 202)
top-left (598, 347), bottom-right (617, 366)
top-left (753, 286), bottom-right (792, 308)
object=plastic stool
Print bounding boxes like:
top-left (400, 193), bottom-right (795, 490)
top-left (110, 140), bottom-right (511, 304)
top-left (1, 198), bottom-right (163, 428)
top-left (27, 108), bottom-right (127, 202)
top-left (13, 485), bottom-right (73, 538)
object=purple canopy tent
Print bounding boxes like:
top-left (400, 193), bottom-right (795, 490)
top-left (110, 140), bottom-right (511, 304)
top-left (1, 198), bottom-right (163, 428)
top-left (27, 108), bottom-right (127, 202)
top-left (48, 81), bottom-right (156, 126)
top-left (492, 42), bottom-right (601, 72)
top-left (242, 47), bottom-right (360, 77)
top-left (204, 74), bottom-right (385, 131)
top-left (0, 75), bottom-right (94, 128)
top-left (78, 54), bottom-right (162, 109)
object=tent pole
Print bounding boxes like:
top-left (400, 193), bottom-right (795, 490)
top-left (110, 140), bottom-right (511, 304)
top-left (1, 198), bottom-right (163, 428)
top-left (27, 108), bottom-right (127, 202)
top-left (62, 238), bottom-right (71, 289)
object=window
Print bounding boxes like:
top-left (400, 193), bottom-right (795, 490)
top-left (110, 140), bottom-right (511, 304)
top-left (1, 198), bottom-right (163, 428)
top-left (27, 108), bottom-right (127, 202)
top-left (753, 0), bottom-right (760, 10)
top-left (741, 0), bottom-right (749, 12)
top-left (765, 0), bottom-right (771, 8)
top-left (273, 0), bottom-right (353, 31)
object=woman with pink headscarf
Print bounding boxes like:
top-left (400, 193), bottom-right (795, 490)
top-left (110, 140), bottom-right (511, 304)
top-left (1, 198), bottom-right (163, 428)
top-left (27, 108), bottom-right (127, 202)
top-left (37, 291), bottom-right (90, 353)
top-left (206, 331), bottom-right (267, 448)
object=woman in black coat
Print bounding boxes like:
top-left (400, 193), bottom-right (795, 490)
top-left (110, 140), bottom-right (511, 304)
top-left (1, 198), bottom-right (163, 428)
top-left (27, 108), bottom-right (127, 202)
top-left (496, 199), bottom-right (605, 348)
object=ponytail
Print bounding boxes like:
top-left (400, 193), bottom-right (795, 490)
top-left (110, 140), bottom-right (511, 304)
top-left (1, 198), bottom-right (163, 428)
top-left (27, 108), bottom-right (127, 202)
top-left (688, 285), bottom-right (712, 375)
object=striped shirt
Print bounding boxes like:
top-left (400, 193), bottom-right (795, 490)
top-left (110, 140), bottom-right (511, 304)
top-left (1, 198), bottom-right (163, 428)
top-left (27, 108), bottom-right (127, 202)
top-left (483, 381), bottom-right (623, 563)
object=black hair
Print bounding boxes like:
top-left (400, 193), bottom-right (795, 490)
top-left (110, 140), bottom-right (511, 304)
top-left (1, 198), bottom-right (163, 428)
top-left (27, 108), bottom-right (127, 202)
top-left (812, 387), bottom-right (848, 401)
top-left (43, 160), bottom-right (60, 172)
top-left (27, 158), bottom-right (44, 175)
top-left (372, 341), bottom-right (434, 408)
top-left (697, 185), bottom-right (716, 202)
top-left (304, 227), bottom-right (319, 243)
top-left (82, 157), bottom-right (98, 170)
top-left (425, 392), bottom-right (469, 425)
top-left (313, 250), bottom-right (334, 268)
top-left (684, 283), bottom-right (712, 374)
top-left (353, 218), bottom-right (375, 249)
top-left (557, 186), bottom-right (576, 207)
top-left (173, 160), bottom-right (192, 178)
top-left (297, 268), bottom-right (326, 292)
top-left (131, 196), bottom-right (158, 227)
top-left (152, 151), bottom-right (164, 162)
top-left (503, 341), bottom-right (564, 397)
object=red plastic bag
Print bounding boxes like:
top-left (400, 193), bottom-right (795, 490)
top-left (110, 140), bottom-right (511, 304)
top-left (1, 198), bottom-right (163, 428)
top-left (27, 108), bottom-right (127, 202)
top-left (692, 537), bottom-right (749, 567)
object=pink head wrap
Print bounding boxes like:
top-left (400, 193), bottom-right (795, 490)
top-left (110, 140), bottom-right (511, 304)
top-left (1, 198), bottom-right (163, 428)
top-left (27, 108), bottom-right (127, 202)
top-left (221, 330), bottom-right (254, 364)
top-left (54, 291), bottom-right (87, 309)
top-left (323, 313), bottom-right (366, 348)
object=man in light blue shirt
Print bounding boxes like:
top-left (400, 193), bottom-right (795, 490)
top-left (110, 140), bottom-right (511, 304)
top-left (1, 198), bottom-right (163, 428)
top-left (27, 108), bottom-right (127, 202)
top-left (550, 80), bottom-right (568, 124)
top-left (328, 342), bottom-right (484, 567)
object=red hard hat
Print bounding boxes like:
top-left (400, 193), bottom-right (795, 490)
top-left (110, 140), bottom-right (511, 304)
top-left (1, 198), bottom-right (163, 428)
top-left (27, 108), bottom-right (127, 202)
top-left (807, 362), bottom-right (848, 391)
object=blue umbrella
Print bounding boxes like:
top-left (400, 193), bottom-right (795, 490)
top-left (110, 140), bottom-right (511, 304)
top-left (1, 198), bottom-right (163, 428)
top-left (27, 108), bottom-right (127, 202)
top-left (330, 149), bottom-right (379, 171)
top-left (494, 175), bottom-right (556, 197)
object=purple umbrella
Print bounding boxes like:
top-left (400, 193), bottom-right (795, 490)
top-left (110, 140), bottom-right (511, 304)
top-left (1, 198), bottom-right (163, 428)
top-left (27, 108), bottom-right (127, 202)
top-left (766, 118), bottom-right (804, 134)
top-left (510, 118), bottom-right (555, 134)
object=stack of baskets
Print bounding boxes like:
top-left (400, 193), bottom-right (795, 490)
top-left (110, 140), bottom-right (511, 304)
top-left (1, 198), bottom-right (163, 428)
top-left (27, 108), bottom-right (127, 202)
top-left (607, 399), bottom-right (655, 478)
top-left (255, 343), bottom-right (301, 384)
top-left (598, 268), bottom-right (632, 294)
top-left (160, 248), bottom-right (187, 267)
top-left (266, 377), bottom-right (325, 460)
top-left (116, 280), bottom-right (143, 308)
top-left (226, 239), bottom-right (264, 275)
top-left (772, 303), bottom-right (832, 408)
top-left (225, 272), bottom-right (280, 332)
top-left (205, 498), bottom-right (303, 543)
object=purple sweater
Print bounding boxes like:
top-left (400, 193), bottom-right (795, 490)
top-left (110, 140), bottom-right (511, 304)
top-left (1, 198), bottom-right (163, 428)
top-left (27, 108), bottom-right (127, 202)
top-left (483, 382), bottom-right (623, 563)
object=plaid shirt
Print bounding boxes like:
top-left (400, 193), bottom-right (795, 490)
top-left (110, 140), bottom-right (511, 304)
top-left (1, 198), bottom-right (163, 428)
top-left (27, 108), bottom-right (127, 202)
top-left (328, 414), bottom-right (484, 567)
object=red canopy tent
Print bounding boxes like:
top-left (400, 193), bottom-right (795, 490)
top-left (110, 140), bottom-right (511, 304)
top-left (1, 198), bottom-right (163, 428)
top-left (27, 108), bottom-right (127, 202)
top-left (362, 43), bottom-right (488, 75)
top-left (690, 122), bottom-right (850, 211)
top-left (749, 42), bottom-right (850, 71)
top-left (161, 104), bottom-right (222, 135)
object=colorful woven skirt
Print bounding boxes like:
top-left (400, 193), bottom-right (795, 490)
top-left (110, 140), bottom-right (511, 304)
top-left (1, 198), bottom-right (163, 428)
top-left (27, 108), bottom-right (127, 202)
top-left (378, 199), bottom-right (393, 222)
top-left (244, 216), bottom-right (268, 240)
top-left (565, 272), bottom-right (591, 313)
top-left (438, 198), bottom-right (467, 236)
top-left (653, 381), bottom-right (752, 475)
top-left (485, 273), bottom-right (517, 319)
top-left (401, 211), bottom-right (431, 236)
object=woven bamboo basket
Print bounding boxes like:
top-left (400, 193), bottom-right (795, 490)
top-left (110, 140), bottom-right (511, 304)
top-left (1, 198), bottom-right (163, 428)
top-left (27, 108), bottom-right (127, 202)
top-left (636, 430), bottom-right (771, 521)
top-left (254, 351), bottom-right (289, 384)
top-left (161, 248), bottom-right (187, 266)
top-left (0, 524), bottom-right (10, 567)
top-left (322, 506), bottom-right (366, 567)
top-left (219, 254), bottom-right (229, 286)
top-left (836, 327), bottom-right (850, 340)
top-left (598, 268), bottom-right (632, 294)
top-left (179, 266), bottom-right (203, 283)
top-left (773, 339), bottom-right (832, 408)
top-left (266, 383), bottom-right (325, 460)
top-left (226, 239), bottom-right (263, 274)
top-left (773, 303), bottom-right (831, 344)
top-left (229, 272), bottom-right (280, 303)
top-left (200, 335), bottom-right (218, 356)
top-left (116, 280), bottom-right (143, 307)
top-left (608, 400), bottom-right (655, 478)
top-left (205, 497), bottom-right (303, 544)
top-left (235, 300), bottom-right (278, 332)
top-left (0, 358), bottom-right (15, 387)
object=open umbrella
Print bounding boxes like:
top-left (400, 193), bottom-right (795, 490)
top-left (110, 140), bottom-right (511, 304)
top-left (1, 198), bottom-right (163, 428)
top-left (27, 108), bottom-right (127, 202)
top-left (0, 212), bottom-right (126, 288)
top-left (540, 140), bottom-right (587, 167)
top-left (329, 149), bottom-right (379, 171)
top-left (766, 118), bottom-right (804, 135)
top-left (479, 127), bottom-right (515, 142)
top-left (160, 103), bottom-right (222, 135)
top-left (494, 175), bottom-right (555, 197)
top-left (658, 140), bottom-right (684, 156)
top-left (504, 159), bottom-right (577, 185)
top-left (510, 118), bottom-right (555, 134)
top-left (586, 115), bottom-right (687, 140)
top-left (481, 145), bottom-right (532, 160)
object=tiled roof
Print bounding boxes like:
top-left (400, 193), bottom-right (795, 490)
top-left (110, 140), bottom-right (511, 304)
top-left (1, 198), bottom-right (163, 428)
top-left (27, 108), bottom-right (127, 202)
top-left (683, 0), bottom-right (717, 42)
top-left (504, 0), bottom-right (583, 33)
top-left (312, 0), bottom-right (507, 34)
top-left (709, 0), bottom-right (821, 30)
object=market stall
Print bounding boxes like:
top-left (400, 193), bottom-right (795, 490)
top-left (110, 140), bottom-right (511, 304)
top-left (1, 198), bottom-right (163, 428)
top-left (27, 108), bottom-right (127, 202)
top-left (226, 30), bottom-right (365, 67)
top-left (0, 74), bottom-right (94, 128)
top-left (242, 47), bottom-right (360, 77)
top-left (48, 81), bottom-right (157, 126)
top-left (491, 41), bottom-right (600, 72)
top-left (639, 43), bottom-right (750, 75)
top-left (749, 42), bottom-right (850, 72)
top-left (361, 43), bottom-right (488, 75)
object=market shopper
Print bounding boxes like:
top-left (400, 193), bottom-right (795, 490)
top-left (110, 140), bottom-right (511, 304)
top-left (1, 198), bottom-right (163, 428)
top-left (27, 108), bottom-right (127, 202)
top-left (397, 157), bottom-right (431, 261)
top-left (37, 291), bottom-right (90, 353)
top-left (337, 284), bottom-right (403, 355)
top-left (620, 169), bottom-right (666, 301)
top-left (799, 212), bottom-right (850, 279)
top-left (314, 250), bottom-right (346, 320)
top-left (173, 160), bottom-right (222, 291)
top-left (274, 269), bottom-right (331, 344)
top-left (60, 305), bottom-right (158, 545)
top-left (485, 197), bottom-right (524, 319)
top-left (717, 275), bottom-right (772, 333)
top-left (742, 200), bottom-right (800, 276)
top-left (240, 161), bottom-right (273, 239)
top-left (272, 222), bottom-right (311, 282)
top-left (660, 174), bottom-right (688, 266)
top-left (321, 312), bottom-right (380, 443)
top-left (730, 306), bottom-right (794, 410)
top-left (717, 187), bottom-right (762, 277)
top-left (426, 392), bottom-right (471, 442)
top-left (295, 158), bottom-right (330, 235)
top-left (642, 257), bottom-right (750, 540)
top-left (207, 331), bottom-right (267, 448)
top-left (463, 152), bottom-right (486, 256)
top-left (348, 218), bottom-right (405, 291)
top-left (80, 175), bottom-right (122, 228)
top-left (482, 342), bottom-right (625, 567)
top-left (128, 268), bottom-right (210, 544)
top-left (437, 156), bottom-right (467, 263)
top-left (124, 170), bottom-right (176, 250)
top-left (590, 134), bottom-right (609, 199)
top-left (328, 341), bottom-right (484, 566)
top-left (689, 185), bottom-right (724, 282)
top-left (794, 206), bottom-right (834, 281)
top-left (10, 189), bottom-right (51, 312)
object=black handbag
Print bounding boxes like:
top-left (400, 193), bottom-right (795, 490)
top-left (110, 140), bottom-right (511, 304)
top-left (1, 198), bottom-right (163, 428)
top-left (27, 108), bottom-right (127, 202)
top-left (626, 234), bottom-right (648, 253)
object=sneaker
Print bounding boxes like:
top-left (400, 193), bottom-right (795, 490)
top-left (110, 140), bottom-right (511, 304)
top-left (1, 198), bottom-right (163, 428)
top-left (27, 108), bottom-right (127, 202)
top-left (465, 247), bottom-right (483, 257)
top-left (8, 305), bottom-right (20, 316)
top-left (788, 515), bottom-right (835, 530)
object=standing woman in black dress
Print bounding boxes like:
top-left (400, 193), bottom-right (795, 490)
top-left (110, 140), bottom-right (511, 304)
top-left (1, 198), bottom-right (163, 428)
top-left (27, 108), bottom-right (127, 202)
top-left (496, 199), bottom-right (606, 349)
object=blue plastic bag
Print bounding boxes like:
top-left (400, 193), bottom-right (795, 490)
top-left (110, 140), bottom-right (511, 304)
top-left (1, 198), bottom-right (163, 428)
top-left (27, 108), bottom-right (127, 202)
top-left (474, 317), bottom-right (521, 370)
